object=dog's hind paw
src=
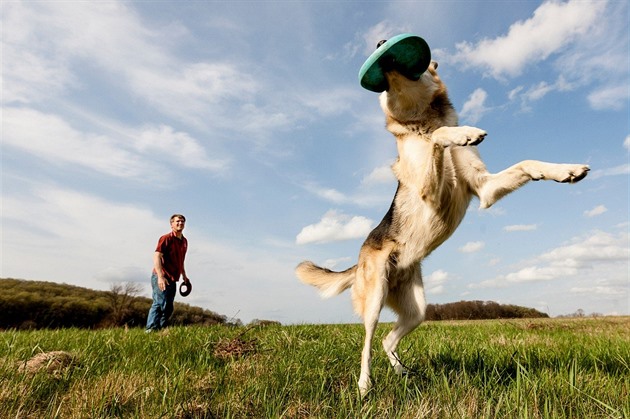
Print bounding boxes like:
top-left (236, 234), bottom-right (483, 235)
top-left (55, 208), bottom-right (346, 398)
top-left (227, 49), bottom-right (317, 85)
top-left (358, 374), bottom-right (372, 398)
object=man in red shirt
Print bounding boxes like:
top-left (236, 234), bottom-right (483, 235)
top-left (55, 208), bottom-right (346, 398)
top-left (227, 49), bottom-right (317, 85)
top-left (145, 214), bottom-right (190, 332)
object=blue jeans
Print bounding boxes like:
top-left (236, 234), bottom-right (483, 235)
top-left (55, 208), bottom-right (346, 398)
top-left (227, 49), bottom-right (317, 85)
top-left (145, 272), bottom-right (176, 331)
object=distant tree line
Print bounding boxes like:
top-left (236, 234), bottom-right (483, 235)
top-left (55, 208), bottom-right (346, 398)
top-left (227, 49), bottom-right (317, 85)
top-left (0, 278), bottom-right (228, 330)
top-left (1, 278), bottom-right (550, 330)
top-left (426, 300), bottom-right (548, 320)
top-left (556, 308), bottom-right (604, 318)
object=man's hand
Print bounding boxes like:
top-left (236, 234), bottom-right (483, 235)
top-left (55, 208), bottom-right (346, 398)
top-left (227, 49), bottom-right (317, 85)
top-left (157, 275), bottom-right (169, 291)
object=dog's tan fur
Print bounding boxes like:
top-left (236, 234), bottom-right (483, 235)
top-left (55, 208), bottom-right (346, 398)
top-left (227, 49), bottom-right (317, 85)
top-left (296, 61), bottom-right (589, 396)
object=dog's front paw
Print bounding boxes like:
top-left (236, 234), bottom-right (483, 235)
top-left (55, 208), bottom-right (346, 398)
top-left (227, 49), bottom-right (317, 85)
top-left (556, 164), bottom-right (590, 183)
top-left (433, 126), bottom-right (487, 147)
top-left (456, 126), bottom-right (487, 146)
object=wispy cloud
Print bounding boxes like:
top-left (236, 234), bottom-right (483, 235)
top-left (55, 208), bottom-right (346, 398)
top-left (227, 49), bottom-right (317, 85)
top-left (361, 21), bottom-right (405, 56)
top-left (1, 183), bottom-right (162, 283)
top-left (584, 205), bottom-right (608, 218)
top-left (303, 183), bottom-right (349, 205)
top-left (301, 175), bottom-right (395, 208)
top-left (2, 1), bottom-right (310, 140)
top-left (589, 164), bottom-right (630, 180)
top-left (504, 224), bottom-right (538, 232)
top-left (460, 241), bottom-right (485, 253)
top-left (3, 107), bottom-right (229, 181)
top-left (323, 257), bottom-right (353, 270)
top-left (460, 88), bottom-right (490, 124)
top-left (360, 164), bottom-right (396, 186)
top-left (470, 230), bottom-right (629, 290)
top-left (509, 76), bottom-right (574, 112)
top-left (588, 85), bottom-right (629, 111)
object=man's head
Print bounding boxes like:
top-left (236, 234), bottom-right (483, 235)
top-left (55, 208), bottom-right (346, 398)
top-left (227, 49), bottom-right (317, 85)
top-left (170, 214), bottom-right (186, 235)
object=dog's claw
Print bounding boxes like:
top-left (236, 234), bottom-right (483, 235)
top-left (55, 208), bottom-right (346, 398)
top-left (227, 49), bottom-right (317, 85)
top-left (469, 133), bottom-right (487, 146)
top-left (558, 165), bottom-right (590, 183)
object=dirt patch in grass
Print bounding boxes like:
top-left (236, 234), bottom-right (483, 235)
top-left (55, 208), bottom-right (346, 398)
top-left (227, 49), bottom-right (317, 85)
top-left (19, 351), bottom-right (77, 376)
top-left (213, 335), bottom-right (257, 360)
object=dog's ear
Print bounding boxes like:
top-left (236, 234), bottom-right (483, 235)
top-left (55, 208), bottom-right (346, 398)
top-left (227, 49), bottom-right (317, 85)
top-left (377, 39), bottom-right (387, 49)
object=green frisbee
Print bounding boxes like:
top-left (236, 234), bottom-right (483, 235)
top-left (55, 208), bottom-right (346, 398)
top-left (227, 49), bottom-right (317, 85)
top-left (358, 33), bottom-right (431, 92)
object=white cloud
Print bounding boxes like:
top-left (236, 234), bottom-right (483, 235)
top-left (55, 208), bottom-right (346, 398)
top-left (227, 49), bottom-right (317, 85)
top-left (588, 85), bottom-right (629, 111)
top-left (128, 62), bottom-right (261, 129)
top-left (2, 2), bottom-right (297, 136)
top-left (487, 258), bottom-right (501, 267)
top-left (296, 210), bottom-right (373, 244)
top-left (570, 285), bottom-right (622, 296)
top-left (451, 0), bottom-right (606, 78)
top-left (471, 230), bottom-right (629, 289)
top-left (304, 183), bottom-right (348, 204)
top-left (449, 0), bottom-right (629, 111)
top-left (510, 75), bottom-right (574, 111)
top-left (302, 88), bottom-right (361, 116)
top-left (506, 265), bottom-right (578, 282)
top-left (589, 164), bottom-right (630, 180)
top-left (1, 184), bottom-right (162, 284)
top-left (540, 230), bottom-right (628, 263)
top-left (323, 257), bottom-right (353, 270)
top-left (426, 269), bottom-right (449, 295)
top-left (584, 205), bottom-right (608, 218)
top-left (460, 88), bottom-right (489, 124)
top-left (303, 176), bottom-right (395, 209)
top-left (504, 224), bottom-right (538, 232)
top-left (475, 206), bottom-right (507, 216)
top-left (136, 124), bottom-right (229, 171)
top-left (460, 241), bottom-right (485, 253)
top-left (361, 164), bottom-right (396, 186)
top-left (361, 21), bottom-right (402, 55)
top-left (3, 107), bottom-right (153, 179)
top-left (426, 269), bottom-right (449, 286)
top-left (3, 107), bottom-right (228, 180)
top-left (624, 135), bottom-right (630, 151)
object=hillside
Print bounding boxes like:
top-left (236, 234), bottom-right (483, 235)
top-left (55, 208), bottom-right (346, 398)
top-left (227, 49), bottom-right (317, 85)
top-left (1, 278), bottom-right (548, 330)
top-left (0, 278), bottom-right (229, 330)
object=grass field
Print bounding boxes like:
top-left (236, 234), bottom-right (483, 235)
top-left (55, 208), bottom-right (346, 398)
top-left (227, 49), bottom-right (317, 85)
top-left (1, 317), bottom-right (628, 418)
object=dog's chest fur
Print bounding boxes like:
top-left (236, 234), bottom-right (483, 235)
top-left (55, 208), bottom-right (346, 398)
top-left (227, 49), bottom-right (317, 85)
top-left (390, 136), bottom-right (471, 268)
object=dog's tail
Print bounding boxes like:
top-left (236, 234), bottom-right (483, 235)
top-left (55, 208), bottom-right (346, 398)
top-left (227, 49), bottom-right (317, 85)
top-left (296, 261), bottom-right (357, 298)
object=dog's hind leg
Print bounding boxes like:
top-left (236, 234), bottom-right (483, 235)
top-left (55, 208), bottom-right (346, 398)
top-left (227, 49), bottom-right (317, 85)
top-left (476, 160), bottom-right (590, 208)
top-left (383, 265), bottom-right (426, 375)
top-left (353, 246), bottom-right (392, 397)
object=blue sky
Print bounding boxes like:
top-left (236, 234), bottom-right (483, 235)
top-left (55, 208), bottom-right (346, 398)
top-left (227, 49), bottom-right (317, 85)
top-left (2, 0), bottom-right (628, 324)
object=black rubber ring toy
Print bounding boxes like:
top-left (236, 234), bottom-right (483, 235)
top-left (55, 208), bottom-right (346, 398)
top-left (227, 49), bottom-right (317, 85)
top-left (179, 281), bottom-right (192, 297)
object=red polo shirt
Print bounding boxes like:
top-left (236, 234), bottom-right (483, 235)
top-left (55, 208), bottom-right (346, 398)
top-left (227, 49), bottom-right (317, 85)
top-left (153, 232), bottom-right (187, 281)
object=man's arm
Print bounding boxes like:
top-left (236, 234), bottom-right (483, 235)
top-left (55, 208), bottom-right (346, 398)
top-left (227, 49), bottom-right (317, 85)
top-left (154, 251), bottom-right (169, 291)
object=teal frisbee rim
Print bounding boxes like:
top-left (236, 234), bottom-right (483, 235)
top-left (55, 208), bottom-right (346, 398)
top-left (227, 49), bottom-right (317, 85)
top-left (358, 33), bottom-right (431, 93)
